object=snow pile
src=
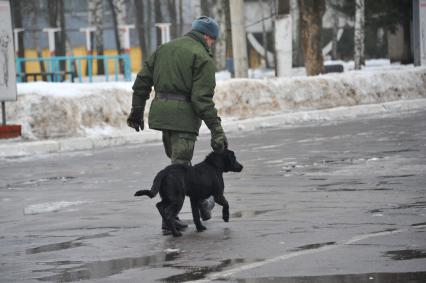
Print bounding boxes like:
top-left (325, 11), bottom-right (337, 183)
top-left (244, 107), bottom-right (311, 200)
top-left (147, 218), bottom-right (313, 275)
top-left (6, 67), bottom-right (426, 140)
top-left (214, 68), bottom-right (426, 118)
top-left (10, 82), bottom-right (133, 139)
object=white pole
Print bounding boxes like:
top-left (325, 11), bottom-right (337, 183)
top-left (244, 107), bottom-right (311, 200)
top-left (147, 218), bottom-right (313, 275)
top-left (275, 15), bottom-right (292, 76)
top-left (354, 0), bottom-right (365, 70)
top-left (155, 23), bottom-right (171, 45)
top-left (42, 28), bottom-right (61, 56)
top-left (13, 28), bottom-right (24, 56)
top-left (79, 27), bottom-right (96, 53)
top-left (229, 0), bottom-right (248, 78)
top-left (417, 0), bottom-right (426, 65)
top-left (119, 25), bottom-right (135, 53)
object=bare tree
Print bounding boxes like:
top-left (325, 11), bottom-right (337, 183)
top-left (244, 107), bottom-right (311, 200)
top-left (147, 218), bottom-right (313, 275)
top-left (200, 0), bottom-right (210, 16)
top-left (89, 0), bottom-right (105, 74)
top-left (224, 0), bottom-right (232, 65)
top-left (327, 0), bottom-right (341, 60)
top-left (108, 0), bottom-right (126, 55)
top-left (213, 0), bottom-right (227, 70)
top-left (146, 0), bottom-right (152, 54)
top-left (47, 0), bottom-right (66, 71)
top-left (354, 0), bottom-right (365, 69)
top-left (178, 0), bottom-right (184, 36)
top-left (11, 0), bottom-right (25, 72)
top-left (298, 0), bottom-right (325, 76)
top-left (26, 1), bottom-right (47, 80)
top-left (134, 0), bottom-right (147, 64)
top-left (154, 0), bottom-right (164, 46)
top-left (167, 0), bottom-right (178, 39)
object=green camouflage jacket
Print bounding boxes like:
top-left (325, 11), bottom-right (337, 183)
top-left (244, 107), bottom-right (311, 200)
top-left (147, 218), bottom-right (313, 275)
top-left (131, 31), bottom-right (219, 134)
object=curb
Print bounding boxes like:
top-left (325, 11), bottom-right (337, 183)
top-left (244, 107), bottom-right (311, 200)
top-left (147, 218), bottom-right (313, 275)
top-left (1, 99), bottom-right (425, 158)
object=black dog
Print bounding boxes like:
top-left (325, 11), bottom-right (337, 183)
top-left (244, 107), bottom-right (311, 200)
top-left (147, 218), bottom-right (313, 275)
top-left (134, 149), bottom-right (243, 237)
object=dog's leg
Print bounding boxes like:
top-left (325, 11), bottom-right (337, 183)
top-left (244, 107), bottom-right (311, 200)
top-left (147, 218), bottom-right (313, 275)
top-left (190, 198), bottom-right (206, 232)
top-left (214, 195), bottom-right (229, 222)
top-left (156, 202), bottom-right (182, 237)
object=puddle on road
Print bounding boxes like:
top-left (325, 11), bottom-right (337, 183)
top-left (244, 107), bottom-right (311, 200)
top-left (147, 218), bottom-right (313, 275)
top-left (234, 271), bottom-right (426, 283)
top-left (385, 249), bottom-right (426, 260)
top-left (26, 233), bottom-right (111, 255)
top-left (35, 251), bottom-right (181, 282)
top-left (160, 258), bottom-right (262, 282)
top-left (290, 242), bottom-right (336, 251)
top-left (27, 241), bottom-right (84, 255)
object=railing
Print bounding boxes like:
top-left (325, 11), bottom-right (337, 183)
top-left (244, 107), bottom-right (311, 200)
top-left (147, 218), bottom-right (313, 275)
top-left (15, 54), bottom-right (132, 83)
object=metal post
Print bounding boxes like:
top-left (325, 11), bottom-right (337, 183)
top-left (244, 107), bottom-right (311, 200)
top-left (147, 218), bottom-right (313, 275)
top-left (155, 23), bottom-right (171, 44)
top-left (413, 0), bottom-right (426, 66)
top-left (43, 28), bottom-right (61, 57)
top-left (2, 102), bottom-right (6, 125)
top-left (119, 25), bottom-right (135, 53)
top-left (13, 28), bottom-right (24, 56)
top-left (275, 0), bottom-right (292, 77)
top-left (229, 0), bottom-right (249, 78)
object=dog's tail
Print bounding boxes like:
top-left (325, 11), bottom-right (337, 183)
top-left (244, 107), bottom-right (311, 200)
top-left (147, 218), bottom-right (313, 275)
top-left (134, 169), bottom-right (166, 198)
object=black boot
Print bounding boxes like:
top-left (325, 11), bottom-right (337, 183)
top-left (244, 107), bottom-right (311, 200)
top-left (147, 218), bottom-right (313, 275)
top-left (199, 197), bottom-right (215, 221)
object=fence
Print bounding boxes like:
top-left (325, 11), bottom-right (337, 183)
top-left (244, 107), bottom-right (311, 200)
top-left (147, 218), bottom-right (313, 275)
top-left (15, 54), bottom-right (132, 83)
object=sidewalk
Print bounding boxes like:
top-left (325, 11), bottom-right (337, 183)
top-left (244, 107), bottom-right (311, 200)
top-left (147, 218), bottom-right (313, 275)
top-left (1, 98), bottom-right (426, 158)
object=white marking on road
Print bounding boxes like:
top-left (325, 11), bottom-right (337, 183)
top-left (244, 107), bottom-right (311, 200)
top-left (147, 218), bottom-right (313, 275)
top-left (188, 228), bottom-right (408, 282)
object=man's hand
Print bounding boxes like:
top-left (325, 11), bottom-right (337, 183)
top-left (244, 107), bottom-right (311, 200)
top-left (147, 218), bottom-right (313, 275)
top-left (127, 107), bottom-right (144, 132)
top-left (205, 117), bottom-right (227, 153)
top-left (211, 128), bottom-right (227, 153)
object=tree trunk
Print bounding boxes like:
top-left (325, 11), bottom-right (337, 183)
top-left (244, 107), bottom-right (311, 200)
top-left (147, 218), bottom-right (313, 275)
top-left (178, 0), bottom-right (184, 36)
top-left (331, 5), bottom-right (339, 60)
top-left (212, 0), bottom-right (227, 70)
top-left (29, 4), bottom-right (46, 80)
top-left (224, 0), bottom-right (233, 64)
top-left (135, 0), bottom-right (147, 64)
top-left (259, 0), bottom-right (268, 68)
top-left (12, 0), bottom-right (25, 72)
top-left (47, 0), bottom-right (66, 71)
top-left (299, 0), bottom-right (325, 76)
top-left (201, 0), bottom-right (211, 16)
top-left (167, 0), bottom-right (178, 39)
top-left (146, 0), bottom-right (152, 55)
top-left (354, 0), bottom-right (364, 70)
top-left (89, 0), bottom-right (104, 75)
top-left (154, 0), bottom-right (163, 46)
top-left (108, 0), bottom-right (126, 54)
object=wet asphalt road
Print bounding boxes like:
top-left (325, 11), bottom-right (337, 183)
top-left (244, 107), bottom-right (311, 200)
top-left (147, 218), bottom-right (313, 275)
top-left (0, 110), bottom-right (425, 283)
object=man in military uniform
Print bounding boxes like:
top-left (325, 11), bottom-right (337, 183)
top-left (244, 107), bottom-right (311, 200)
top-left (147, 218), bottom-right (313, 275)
top-left (127, 16), bottom-right (227, 234)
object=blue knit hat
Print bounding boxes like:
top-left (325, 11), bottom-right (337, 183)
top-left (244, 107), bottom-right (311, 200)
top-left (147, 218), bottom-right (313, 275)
top-left (191, 16), bottom-right (219, 40)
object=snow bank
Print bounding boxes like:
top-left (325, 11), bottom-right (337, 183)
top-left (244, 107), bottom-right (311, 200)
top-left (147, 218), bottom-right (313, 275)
top-left (6, 67), bottom-right (426, 140)
top-left (214, 68), bottom-right (426, 117)
top-left (10, 82), bottom-right (132, 139)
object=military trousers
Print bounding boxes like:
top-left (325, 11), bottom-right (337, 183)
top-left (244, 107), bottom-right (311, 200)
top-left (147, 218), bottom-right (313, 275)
top-left (161, 130), bottom-right (215, 227)
top-left (162, 130), bottom-right (197, 165)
